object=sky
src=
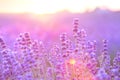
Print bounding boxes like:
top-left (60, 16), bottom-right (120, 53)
top-left (0, 0), bottom-right (120, 14)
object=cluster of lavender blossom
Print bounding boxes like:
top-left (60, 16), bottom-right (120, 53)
top-left (0, 19), bottom-right (120, 80)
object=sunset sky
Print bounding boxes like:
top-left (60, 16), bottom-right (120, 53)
top-left (0, 0), bottom-right (120, 14)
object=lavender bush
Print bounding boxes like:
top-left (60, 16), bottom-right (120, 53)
top-left (0, 18), bottom-right (120, 80)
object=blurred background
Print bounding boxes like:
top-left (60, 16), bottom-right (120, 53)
top-left (0, 0), bottom-right (120, 54)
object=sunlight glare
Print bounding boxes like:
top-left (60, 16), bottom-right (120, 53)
top-left (28, 0), bottom-right (100, 14)
top-left (69, 59), bottom-right (76, 65)
top-left (20, 0), bottom-right (120, 14)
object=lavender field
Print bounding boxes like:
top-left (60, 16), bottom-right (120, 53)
top-left (0, 10), bottom-right (120, 53)
top-left (0, 11), bottom-right (120, 79)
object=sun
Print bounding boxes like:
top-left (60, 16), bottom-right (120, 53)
top-left (28, 0), bottom-right (64, 14)
top-left (69, 59), bottom-right (76, 65)
top-left (26, 0), bottom-right (92, 14)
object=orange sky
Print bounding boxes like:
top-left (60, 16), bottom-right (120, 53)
top-left (0, 0), bottom-right (120, 14)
